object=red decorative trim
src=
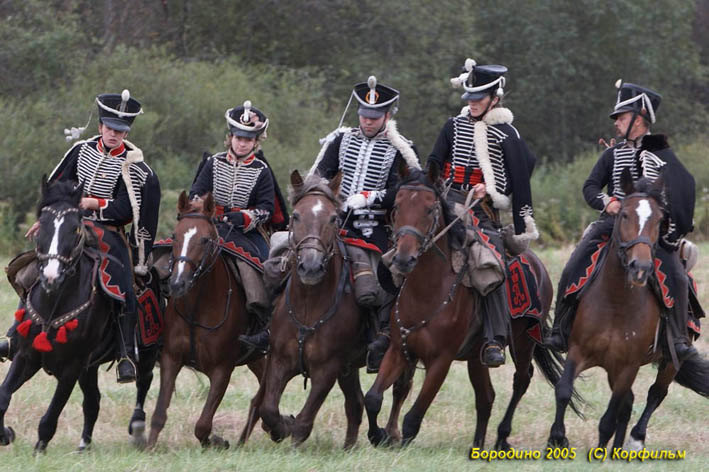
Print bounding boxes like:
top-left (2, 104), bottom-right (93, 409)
top-left (653, 258), bottom-right (674, 308)
top-left (65, 319), bottom-right (79, 331)
top-left (17, 320), bottom-right (31, 337)
top-left (565, 241), bottom-right (608, 297)
top-left (32, 331), bottom-right (53, 352)
top-left (97, 139), bottom-right (126, 156)
top-left (506, 259), bottom-right (531, 317)
top-left (688, 319), bottom-right (700, 336)
top-left (272, 197), bottom-right (286, 225)
top-left (218, 238), bottom-right (263, 268)
top-left (56, 326), bottom-right (68, 344)
top-left (688, 271), bottom-right (698, 293)
top-left (154, 238), bottom-right (173, 246)
top-left (215, 205), bottom-right (242, 217)
top-left (526, 323), bottom-right (543, 344)
top-left (14, 308), bottom-right (26, 322)
top-left (337, 230), bottom-right (382, 253)
top-left (442, 163), bottom-right (483, 186)
top-left (470, 214), bottom-right (503, 263)
top-left (84, 221), bottom-right (125, 301)
top-left (241, 212), bottom-right (251, 229)
top-left (138, 288), bottom-right (163, 345)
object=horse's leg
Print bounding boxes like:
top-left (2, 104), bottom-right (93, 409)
top-left (194, 365), bottom-right (232, 449)
top-left (147, 351), bottom-right (183, 448)
top-left (626, 362), bottom-right (676, 450)
top-left (598, 367), bottom-right (639, 449)
top-left (36, 367), bottom-right (81, 453)
top-left (259, 356), bottom-right (297, 443)
top-left (336, 365), bottom-right (364, 449)
top-left (364, 344), bottom-right (408, 447)
top-left (467, 355), bottom-right (494, 449)
top-left (401, 355), bottom-right (454, 446)
top-left (612, 390), bottom-right (634, 450)
top-left (77, 365), bottom-right (100, 452)
top-left (384, 365), bottom-right (415, 443)
top-left (0, 354), bottom-right (41, 445)
top-left (130, 344), bottom-right (159, 449)
top-left (291, 362), bottom-right (339, 446)
top-left (238, 357), bottom-right (267, 445)
top-left (494, 331), bottom-right (534, 451)
top-left (547, 355), bottom-right (581, 448)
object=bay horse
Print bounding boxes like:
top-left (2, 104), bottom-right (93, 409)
top-left (548, 170), bottom-right (709, 450)
top-left (246, 170), bottom-right (373, 449)
top-left (0, 178), bottom-right (159, 452)
top-left (364, 164), bottom-right (579, 449)
top-left (147, 191), bottom-right (265, 449)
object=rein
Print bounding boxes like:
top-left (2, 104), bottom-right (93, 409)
top-left (392, 185), bottom-right (443, 260)
top-left (612, 192), bottom-right (658, 269)
top-left (36, 207), bottom-right (85, 266)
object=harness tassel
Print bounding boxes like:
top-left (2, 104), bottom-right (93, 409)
top-left (14, 308), bottom-right (26, 322)
top-left (56, 326), bottom-right (68, 344)
top-left (17, 320), bottom-right (32, 338)
top-left (64, 319), bottom-right (79, 331)
top-left (32, 331), bottom-right (53, 352)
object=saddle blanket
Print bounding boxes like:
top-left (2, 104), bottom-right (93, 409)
top-left (505, 254), bottom-right (544, 344)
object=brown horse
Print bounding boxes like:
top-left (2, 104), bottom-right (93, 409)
top-left (364, 165), bottom-right (577, 449)
top-left (246, 170), bottom-right (373, 449)
top-left (547, 171), bottom-right (709, 450)
top-left (147, 191), bottom-right (265, 448)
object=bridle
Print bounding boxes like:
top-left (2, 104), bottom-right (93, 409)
top-left (612, 192), bottom-right (659, 269)
top-left (36, 206), bottom-right (85, 270)
top-left (391, 184), bottom-right (442, 260)
top-left (169, 212), bottom-right (220, 287)
top-left (289, 191), bottom-right (340, 269)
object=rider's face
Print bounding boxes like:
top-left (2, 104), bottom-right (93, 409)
top-left (467, 95), bottom-right (498, 119)
top-left (230, 135), bottom-right (257, 157)
top-left (359, 114), bottom-right (388, 138)
top-left (98, 123), bottom-right (128, 149)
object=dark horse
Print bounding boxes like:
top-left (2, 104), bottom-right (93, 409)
top-left (0, 179), bottom-right (159, 452)
top-left (247, 170), bottom-right (374, 449)
top-left (364, 165), bottom-right (578, 449)
top-left (548, 170), bottom-right (709, 450)
top-left (147, 191), bottom-right (265, 448)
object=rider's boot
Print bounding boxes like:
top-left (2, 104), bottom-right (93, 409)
top-left (116, 311), bottom-right (138, 383)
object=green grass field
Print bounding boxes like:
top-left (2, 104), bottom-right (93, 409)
top-left (0, 246), bottom-right (706, 471)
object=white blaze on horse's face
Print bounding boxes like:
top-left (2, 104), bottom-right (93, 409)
top-left (636, 199), bottom-right (652, 236)
top-left (311, 199), bottom-right (324, 218)
top-left (177, 227), bottom-right (197, 279)
top-left (43, 216), bottom-right (65, 282)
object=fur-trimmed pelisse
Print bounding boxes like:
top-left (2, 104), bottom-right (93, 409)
top-left (119, 139), bottom-right (149, 275)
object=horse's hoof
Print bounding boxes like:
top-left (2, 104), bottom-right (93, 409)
top-left (624, 436), bottom-right (644, 451)
top-left (130, 420), bottom-right (147, 450)
top-left (547, 436), bottom-right (569, 449)
top-left (0, 426), bottom-right (15, 446)
top-left (368, 427), bottom-right (390, 447)
top-left (77, 438), bottom-right (92, 453)
top-left (34, 439), bottom-right (48, 454)
top-left (495, 439), bottom-right (512, 451)
top-left (203, 435), bottom-right (229, 450)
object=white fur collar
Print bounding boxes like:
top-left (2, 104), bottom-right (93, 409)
top-left (458, 106), bottom-right (514, 125)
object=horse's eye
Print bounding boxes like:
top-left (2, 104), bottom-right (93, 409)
top-left (292, 212), bottom-right (300, 222)
top-left (621, 212), bottom-right (628, 219)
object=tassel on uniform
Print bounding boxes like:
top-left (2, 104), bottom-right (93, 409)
top-left (56, 326), bottom-right (68, 344)
top-left (17, 320), bottom-right (32, 337)
top-left (14, 308), bottom-right (26, 322)
top-left (65, 319), bottom-right (79, 331)
top-left (32, 332), bottom-right (53, 352)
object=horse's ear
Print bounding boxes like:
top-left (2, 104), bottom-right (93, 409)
top-left (620, 167), bottom-right (635, 196)
top-left (329, 171), bottom-right (342, 194)
top-left (650, 168), bottom-right (666, 195)
top-left (40, 174), bottom-right (48, 198)
top-left (398, 158), bottom-right (410, 179)
top-left (291, 169), bottom-right (304, 190)
top-left (203, 192), bottom-right (215, 217)
top-left (177, 190), bottom-right (189, 213)
top-left (427, 161), bottom-right (441, 183)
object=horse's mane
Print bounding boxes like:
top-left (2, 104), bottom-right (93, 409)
top-left (37, 180), bottom-right (80, 218)
top-left (397, 169), bottom-right (465, 248)
top-left (289, 173), bottom-right (340, 207)
top-left (629, 177), bottom-right (666, 211)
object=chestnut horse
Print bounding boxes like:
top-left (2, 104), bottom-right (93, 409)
top-left (147, 191), bottom-right (265, 448)
top-left (548, 171), bottom-right (709, 450)
top-left (246, 171), bottom-right (379, 449)
top-left (364, 165), bottom-right (578, 449)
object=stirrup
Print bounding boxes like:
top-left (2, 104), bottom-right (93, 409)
top-left (116, 357), bottom-right (137, 383)
top-left (481, 343), bottom-right (505, 368)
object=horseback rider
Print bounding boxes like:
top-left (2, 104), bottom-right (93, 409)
top-left (427, 59), bottom-right (539, 367)
top-left (0, 91), bottom-right (161, 383)
top-left (189, 101), bottom-right (286, 330)
top-left (547, 81), bottom-right (698, 362)
top-left (239, 76), bottom-right (421, 372)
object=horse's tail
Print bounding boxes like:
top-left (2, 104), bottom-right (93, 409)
top-left (533, 341), bottom-right (586, 419)
top-left (673, 353), bottom-right (709, 397)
